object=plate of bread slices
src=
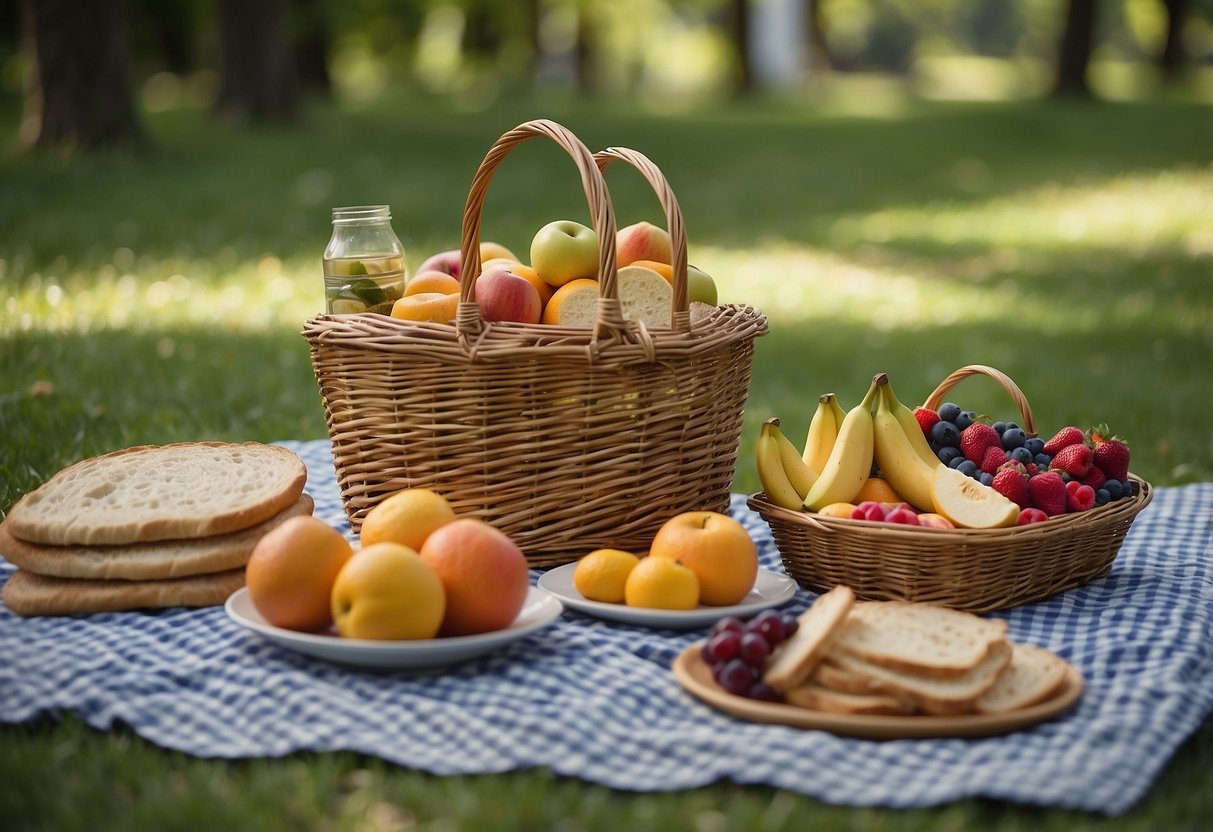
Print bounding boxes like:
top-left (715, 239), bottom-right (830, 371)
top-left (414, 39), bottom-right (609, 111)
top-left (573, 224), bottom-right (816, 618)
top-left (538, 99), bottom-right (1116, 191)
top-left (673, 585), bottom-right (1083, 739)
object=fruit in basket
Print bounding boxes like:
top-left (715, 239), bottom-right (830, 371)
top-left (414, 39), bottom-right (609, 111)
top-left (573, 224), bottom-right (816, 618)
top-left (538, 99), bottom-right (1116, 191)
top-left (802, 377), bottom-right (881, 512)
top-left (817, 502), bottom-right (858, 519)
top-left (930, 466), bottom-right (1019, 529)
top-left (405, 271), bottom-right (461, 297)
top-left (483, 260), bottom-right (554, 308)
top-left (246, 516), bottom-right (355, 632)
top-left (991, 463), bottom-right (1030, 509)
top-left (649, 511), bottom-right (757, 606)
top-left (1016, 508), bottom-right (1049, 525)
top-left (960, 423), bottom-right (1002, 464)
top-left (872, 378), bottom-right (937, 511)
top-left (360, 488), bottom-right (457, 552)
top-left (624, 556), bottom-right (699, 610)
top-left (573, 548), bottom-right (640, 603)
top-left (473, 266), bottom-right (543, 324)
top-left (390, 291), bottom-right (459, 323)
top-left (542, 278), bottom-right (598, 326)
top-left (802, 393), bottom-right (845, 474)
top-left (916, 512), bottom-right (956, 529)
top-left (416, 249), bottom-right (462, 281)
top-left (616, 220), bottom-right (672, 267)
top-left (1089, 426), bottom-right (1130, 482)
top-left (1065, 480), bottom-right (1097, 512)
top-left (628, 259), bottom-right (719, 306)
top-left (531, 220), bottom-right (599, 287)
top-left (330, 542), bottom-right (446, 640)
top-left (755, 418), bottom-right (817, 510)
top-left (1043, 426), bottom-right (1085, 455)
top-left (1027, 471), bottom-right (1068, 516)
top-left (419, 519), bottom-right (530, 636)
top-left (479, 241), bottom-right (518, 264)
top-left (854, 477), bottom-right (901, 504)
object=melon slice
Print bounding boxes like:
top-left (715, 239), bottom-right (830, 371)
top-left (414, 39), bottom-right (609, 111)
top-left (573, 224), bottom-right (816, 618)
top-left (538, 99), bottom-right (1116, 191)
top-left (930, 466), bottom-right (1019, 529)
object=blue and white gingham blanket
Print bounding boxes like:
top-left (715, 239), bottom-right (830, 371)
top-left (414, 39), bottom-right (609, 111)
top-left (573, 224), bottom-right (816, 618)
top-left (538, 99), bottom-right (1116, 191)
top-left (1, 439), bottom-right (1210, 814)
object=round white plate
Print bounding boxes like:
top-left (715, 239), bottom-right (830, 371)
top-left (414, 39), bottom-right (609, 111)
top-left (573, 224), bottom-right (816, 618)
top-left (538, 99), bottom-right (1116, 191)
top-left (225, 585), bottom-right (562, 670)
top-left (536, 564), bottom-right (796, 629)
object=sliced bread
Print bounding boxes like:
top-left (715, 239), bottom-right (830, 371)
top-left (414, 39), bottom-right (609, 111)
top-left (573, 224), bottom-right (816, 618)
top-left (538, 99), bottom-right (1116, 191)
top-left (785, 681), bottom-right (915, 716)
top-left (1, 567), bottom-right (246, 616)
top-left (0, 493), bottom-right (313, 580)
top-left (976, 643), bottom-right (1071, 714)
top-left (832, 601), bottom-right (1008, 678)
top-left (5, 442), bottom-right (307, 546)
top-left (761, 585), bottom-right (855, 693)
top-left (543, 266), bottom-right (674, 329)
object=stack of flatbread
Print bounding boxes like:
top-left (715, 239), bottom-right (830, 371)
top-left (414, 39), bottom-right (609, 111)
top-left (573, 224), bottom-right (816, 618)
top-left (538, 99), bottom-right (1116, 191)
top-left (1, 442), bottom-right (311, 617)
top-left (762, 586), bottom-right (1073, 716)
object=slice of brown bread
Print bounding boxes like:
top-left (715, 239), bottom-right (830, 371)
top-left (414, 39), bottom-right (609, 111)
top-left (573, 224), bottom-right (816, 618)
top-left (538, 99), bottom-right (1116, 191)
top-left (976, 642), bottom-right (1070, 714)
top-left (5, 442), bottom-right (307, 545)
top-left (761, 585), bottom-right (855, 693)
top-left (1, 568), bottom-right (245, 616)
top-left (785, 681), bottom-right (915, 716)
top-left (832, 601), bottom-right (1008, 678)
top-left (0, 493), bottom-right (313, 580)
top-left (826, 639), bottom-right (1013, 715)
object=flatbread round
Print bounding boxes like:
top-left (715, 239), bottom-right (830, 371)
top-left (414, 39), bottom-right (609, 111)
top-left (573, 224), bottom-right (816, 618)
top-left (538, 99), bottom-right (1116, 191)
top-left (1, 568), bottom-right (246, 617)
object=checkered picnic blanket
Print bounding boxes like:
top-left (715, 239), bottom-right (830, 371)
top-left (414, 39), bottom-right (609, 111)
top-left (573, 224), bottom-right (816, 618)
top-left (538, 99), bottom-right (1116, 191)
top-left (1, 439), bottom-right (1210, 814)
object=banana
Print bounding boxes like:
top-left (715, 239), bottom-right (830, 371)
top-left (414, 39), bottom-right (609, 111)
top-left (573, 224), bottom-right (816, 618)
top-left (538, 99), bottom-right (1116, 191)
top-left (756, 418), bottom-right (807, 510)
top-left (802, 393), bottom-right (841, 474)
top-left (774, 419), bottom-right (818, 498)
top-left (872, 376), bottom-right (938, 511)
top-left (802, 379), bottom-right (880, 511)
top-left (884, 377), bottom-right (942, 471)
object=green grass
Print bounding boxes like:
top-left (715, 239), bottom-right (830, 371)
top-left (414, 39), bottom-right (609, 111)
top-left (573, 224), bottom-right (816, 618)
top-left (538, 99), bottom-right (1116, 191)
top-left (2, 88), bottom-right (1212, 829)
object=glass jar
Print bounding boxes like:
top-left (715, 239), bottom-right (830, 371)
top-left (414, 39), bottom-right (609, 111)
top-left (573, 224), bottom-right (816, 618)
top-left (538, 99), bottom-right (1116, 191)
top-left (322, 205), bottom-right (407, 314)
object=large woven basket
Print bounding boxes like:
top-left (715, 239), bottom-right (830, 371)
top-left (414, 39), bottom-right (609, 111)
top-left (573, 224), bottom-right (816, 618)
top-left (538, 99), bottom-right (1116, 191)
top-left (748, 365), bottom-right (1153, 612)
top-left (304, 119), bottom-right (768, 567)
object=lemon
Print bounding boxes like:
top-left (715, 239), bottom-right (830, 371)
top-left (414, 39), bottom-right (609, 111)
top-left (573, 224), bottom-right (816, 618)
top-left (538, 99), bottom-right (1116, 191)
top-left (930, 466), bottom-right (1019, 529)
top-left (573, 548), bottom-right (640, 603)
top-left (623, 556), bottom-right (700, 610)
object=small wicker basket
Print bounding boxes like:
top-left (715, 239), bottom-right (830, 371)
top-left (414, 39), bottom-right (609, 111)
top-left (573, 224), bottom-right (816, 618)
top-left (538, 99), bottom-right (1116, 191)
top-left (304, 119), bottom-right (768, 568)
top-left (748, 365), bottom-right (1154, 612)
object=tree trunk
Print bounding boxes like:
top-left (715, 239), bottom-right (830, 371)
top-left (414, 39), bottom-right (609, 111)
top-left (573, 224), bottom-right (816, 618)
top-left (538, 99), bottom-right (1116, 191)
top-left (728, 0), bottom-right (754, 96)
top-left (23, 0), bottom-right (148, 151)
top-left (1158, 0), bottom-right (1190, 81)
top-left (805, 0), bottom-right (832, 74)
top-left (1053, 0), bottom-right (1097, 98)
top-left (574, 3), bottom-right (598, 93)
top-left (213, 0), bottom-right (299, 124)
top-left (294, 0), bottom-right (331, 96)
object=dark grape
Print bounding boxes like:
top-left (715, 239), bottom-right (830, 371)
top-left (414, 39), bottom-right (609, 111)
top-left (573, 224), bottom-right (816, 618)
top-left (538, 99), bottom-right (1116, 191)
top-left (739, 632), bottom-right (771, 667)
top-left (709, 616), bottom-right (744, 638)
top-left (749, 682), bottom-right (780, 702)
top-left (781, 614), bottom-right (799, 639)
top-left (1025, 437), bottom-right (1046, 456)
top-left (1009, 446), bottom-right (1033, 465)
top-left (955, 410), bottom-right (977, 431)
top-left (703, 630), bottom-right (742, 664)
top-left (716, 659), bottom-right (755, 696)
top-left (931, 421), bottom-right (960, 448)
top-left (749, 610), bottom-right (786, 646)
top-left (938, 446), bottom-right (963, 466)
top-left (1001, 427), bottom-right (1027, 450)
top-left (938, 402), bottom-right (962, 423)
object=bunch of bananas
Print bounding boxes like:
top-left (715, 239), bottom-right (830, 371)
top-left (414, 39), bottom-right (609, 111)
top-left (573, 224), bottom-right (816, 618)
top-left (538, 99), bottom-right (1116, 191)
top-left (755, 373), bottom-right (942, 512)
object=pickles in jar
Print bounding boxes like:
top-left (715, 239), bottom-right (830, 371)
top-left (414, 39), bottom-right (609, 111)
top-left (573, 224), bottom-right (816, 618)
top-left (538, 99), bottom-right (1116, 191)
top-left (324, 255), bottom-right (405, 314)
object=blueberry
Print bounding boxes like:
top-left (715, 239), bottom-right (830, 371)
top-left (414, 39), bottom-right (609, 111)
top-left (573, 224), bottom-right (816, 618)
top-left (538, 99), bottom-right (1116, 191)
top-left (949, 454), bottom-right (967, 470)
top-left (1095, 488), bottom-right (1111, 506)
top-left (1104, 479), bottom-right (1123, 500)
top-left (957, 460), bottom-right (978, 478)
top-left (992, 421), bottom-right (1007, 435)
top-left (931, 420), bottom-right (960, 448)
top-left (1122, 481), bottom-right (1135, 498)
top-left (1025, 437), bottom-right (1046, 456)
top-left (1010, 446), bottom-right (1033, 465)
top-left (1005, 422), bottom-right (1020, 431)
top-left (938, 402), bottom-right (962, 423)
top-left (955, 411), bottom-right (977, 431)
top-left (938, 446), bottom-right (963, 466)
top-left (1059, 472), bottom-right (1073, 483)
top-left (1034, 453), bottom-right (1053, 469)
top-left (1001, 427), bottom-right (1027, 450)
top-left (979, 472), bottom-right (994, 486)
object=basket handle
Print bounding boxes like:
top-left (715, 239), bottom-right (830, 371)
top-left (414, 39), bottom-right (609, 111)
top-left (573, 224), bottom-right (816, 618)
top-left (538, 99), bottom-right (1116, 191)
top-left (593, 147), bottom-right (691, 332)
top-left (457, 119), bottom-right (629, 341)
top-left (921, 364), bottom-right (1038, 437)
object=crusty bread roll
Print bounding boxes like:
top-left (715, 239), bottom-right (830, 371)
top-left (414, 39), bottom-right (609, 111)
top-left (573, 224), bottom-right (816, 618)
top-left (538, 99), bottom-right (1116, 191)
top-left (0, 493), bottom-right (313, 580)
top-left (5, 442), bottom-right (307, 545)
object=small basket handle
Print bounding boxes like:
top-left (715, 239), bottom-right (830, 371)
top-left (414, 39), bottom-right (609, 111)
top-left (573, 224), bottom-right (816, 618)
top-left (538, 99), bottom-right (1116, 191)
top-left (593, 147), bottom-right (691, 332)
top-left (921, 364), bottom-right (1038, 437)
top-left (457, 119), bottom-right (629, 342)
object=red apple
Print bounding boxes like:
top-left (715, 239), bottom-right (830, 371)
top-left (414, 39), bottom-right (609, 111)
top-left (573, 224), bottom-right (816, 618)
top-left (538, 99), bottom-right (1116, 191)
top-left (416, 249), bottom-right (460, 281)
top-left (617, 221), bottom-right (672, 267)
top-left (473, 266), bottom-right (542, 324)
top-left (885, 506), bottom-right (921, 525)
top-left (419, 519), bottom-right (530, 636)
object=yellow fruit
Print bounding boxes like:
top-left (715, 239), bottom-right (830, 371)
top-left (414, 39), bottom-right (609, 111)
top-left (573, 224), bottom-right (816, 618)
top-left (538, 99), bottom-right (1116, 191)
top-left (573, 548), bottom-right (640, 603)
top-left (331, 543), bottom-right (446, 640)
top-left (624, 556), bottom-right (700, 610)
top-left (648, 511), bottom-right (757, 606)
top-left (360, 488), bottom-right (457, 551)
top-left (930, 466), bottom-right (1019, 529)
top-left (246, 516), bottom-right (354, 633)
top-left (816, 502), bottom-right (858, 519)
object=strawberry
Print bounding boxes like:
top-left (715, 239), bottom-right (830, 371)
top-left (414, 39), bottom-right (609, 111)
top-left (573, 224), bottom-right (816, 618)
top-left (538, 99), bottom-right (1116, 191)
top-left (1065, 480), bottom-right (1096, 512)
top-left (992, 463), bottom-right (1030, 508)
top-left (980, 445), bottom-right (1009, 474)
top-left (914, 407), bottom-right (940, 438)
top-left (960, 423), bottom-right (1001, 463)
top-left (1051, 443), bottom-right (1093, 478)
top-left (1082, 465), bottom-right (1106, 490)
top-left (1089, 425), bottom-right (1130, 482)
top-left (1043, 426), bottom-right (1085, 455)
top-left (1028, 471), bottom-right (1067, 516)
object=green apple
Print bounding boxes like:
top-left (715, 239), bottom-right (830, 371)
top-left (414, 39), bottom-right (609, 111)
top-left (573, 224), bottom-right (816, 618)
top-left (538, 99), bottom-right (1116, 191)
top-left (530, 220), bottom-right (599, 287)
top-left (685, 264), bottom-right (718, 306)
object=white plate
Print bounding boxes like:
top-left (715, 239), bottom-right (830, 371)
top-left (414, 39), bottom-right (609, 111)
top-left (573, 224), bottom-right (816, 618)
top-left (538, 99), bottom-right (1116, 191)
top-left (536, 564), bottom-right (796, 629)
top-left (225, 586), bottom-right (562, 670)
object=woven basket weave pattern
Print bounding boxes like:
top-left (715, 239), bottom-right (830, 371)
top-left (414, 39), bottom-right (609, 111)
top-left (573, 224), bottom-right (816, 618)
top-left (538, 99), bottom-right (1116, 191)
top-left (305, 120), bottom-right (768, 567)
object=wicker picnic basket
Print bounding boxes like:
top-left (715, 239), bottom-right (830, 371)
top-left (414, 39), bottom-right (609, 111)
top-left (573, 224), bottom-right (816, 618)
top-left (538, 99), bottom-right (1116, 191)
top-left (303, 119), bottom-right (768, 568)
top-left (748, 365), bottom-right (1153, 613)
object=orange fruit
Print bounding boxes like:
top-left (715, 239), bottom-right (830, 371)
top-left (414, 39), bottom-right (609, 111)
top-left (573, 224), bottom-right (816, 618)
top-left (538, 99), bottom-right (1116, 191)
top-left (391, 292), bottom-right (458, 323)
top-left (419, 518), bottom-right (530, 636)
top-left (405, 271), bottom-right (461, 297)
top-left (930, 466), bottom-right (1019, 529)
top-left (246, 515), bottom-right (354, 633)
top-left (855, 477), bottom-right (902, 504)
top-left (480, 241), bottom-right (518, 263)
top-left (331, 542), bottom-right (446, 640)
top-left (542, 278), bottom-right (598, 326)
top-left (629, 259), bottom-right (674, 283)
top-left (573, 548), bottom-right (640, 603)
top-left (816, 502), bottom-right (858, 519)
top-left (359, 488), bottom-right (457, 551)
top-left (648, 511), bottom-right (757, 606)
top-left (624, 556), bottom-right (699, 610)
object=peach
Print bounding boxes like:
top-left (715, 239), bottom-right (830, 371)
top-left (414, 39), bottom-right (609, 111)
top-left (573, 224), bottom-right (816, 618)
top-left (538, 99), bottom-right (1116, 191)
top-left (916, 512), bottom-right (956, 529)
top-left (405, 270), bottom-right (461, 297)
top-left (390, 292), bottom-right (458, 323)
top-left (473, 266), bottom-right (542, 324)
top-left (616, 221), bottom-right (672, 267)
top-left (816, 502), bottom-right (858, 519)
top-left (419, 519), bottom-right (530, 636)
top-left (416, 249), bottom-right (461, 281)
